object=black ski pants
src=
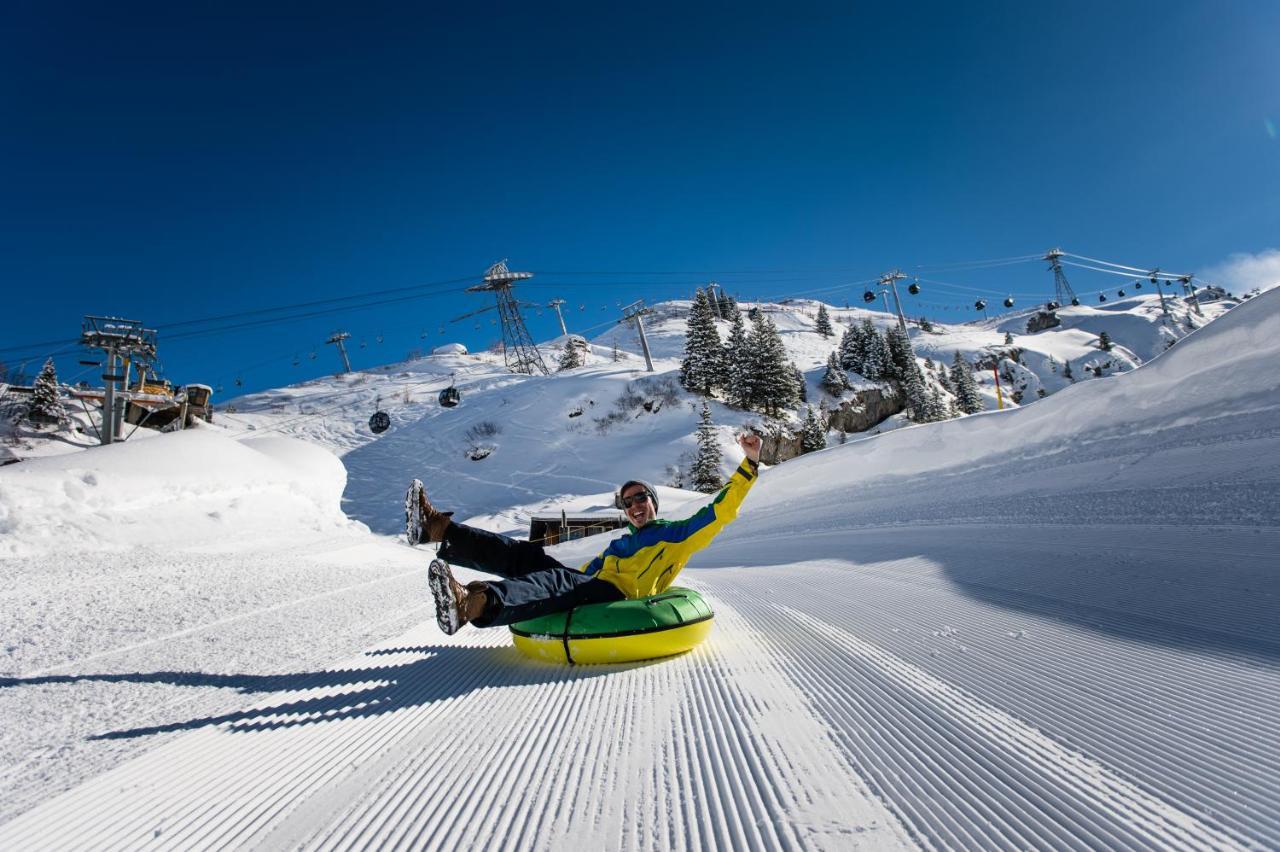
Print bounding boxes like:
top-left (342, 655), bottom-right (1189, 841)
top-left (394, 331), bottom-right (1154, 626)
top-left (437, 522), bottom-right (625, 627)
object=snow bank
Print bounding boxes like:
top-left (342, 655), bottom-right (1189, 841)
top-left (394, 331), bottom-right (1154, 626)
top-left (0, 430), bottom-right (357, 558)
top-left (432, 343), bottom-right (468, 355)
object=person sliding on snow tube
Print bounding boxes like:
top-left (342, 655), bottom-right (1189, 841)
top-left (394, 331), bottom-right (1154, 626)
top-left (413, 432), bottom-right (762, 634)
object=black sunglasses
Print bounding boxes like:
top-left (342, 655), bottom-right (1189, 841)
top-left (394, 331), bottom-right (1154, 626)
top-left (619, 492), bottom-right (651, 508)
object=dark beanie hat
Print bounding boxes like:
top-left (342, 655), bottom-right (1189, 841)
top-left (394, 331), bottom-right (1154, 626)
top-left (615, 479), bottom-right (658, 512)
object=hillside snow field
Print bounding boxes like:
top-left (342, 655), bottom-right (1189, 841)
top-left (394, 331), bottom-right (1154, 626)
top-left (1, 292), bottom-right (1278, 849)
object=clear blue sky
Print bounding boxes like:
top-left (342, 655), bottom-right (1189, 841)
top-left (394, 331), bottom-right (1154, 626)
top-left (3, 1), bottom-right (1277, 395)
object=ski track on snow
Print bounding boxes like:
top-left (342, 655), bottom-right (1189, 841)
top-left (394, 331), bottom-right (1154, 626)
top-left (0, 599), bottom-right (912, 851)
top-left (5, 525), bottom-right (1278, 848)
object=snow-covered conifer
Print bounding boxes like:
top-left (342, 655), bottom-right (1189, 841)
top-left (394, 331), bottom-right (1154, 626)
top-left (724, 309), bottom-right (752, 408)
top-left (558, 339), bottom-right (584, 371)
top-left (1004, 331), bottom-right (1014, 345)
top-left (861, 319), bottom-right (891, 381)
top-left (923, 386), bottom-right (949, 422)
top-left (690, 402), bottom-right (723, 493)
top-left (680, 289), bottom-right (724, 395)
top-left (1098, 330), bottom-right (1113, 351)
top-left (27, 358), bottom-right (67, 426)
top-left (799, 405), bottom-right (826, 453)
top-left (951, 351), bottom-right (984, 414)
top-left (820, 352), bottom-right (848, 396)
top-left (883, 323), bottom-right (915, 382)
top-left (815, 304), bottom-right (834, 338)
top-left (792, 363), bottom-right (807, 403)
top-left (746, 313), bottom-right (798, 415)
top-left (838, 322), bottom-right (865, 374)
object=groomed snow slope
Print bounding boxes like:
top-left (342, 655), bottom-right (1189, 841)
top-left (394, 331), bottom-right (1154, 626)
top-left (1, 291), bottom-right (1278, 849)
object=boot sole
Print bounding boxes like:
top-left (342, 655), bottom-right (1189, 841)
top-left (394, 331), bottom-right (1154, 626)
top-left (428, 559), bottom-right (461, 635)
top-left (404, 479), bottom-right (424, 546)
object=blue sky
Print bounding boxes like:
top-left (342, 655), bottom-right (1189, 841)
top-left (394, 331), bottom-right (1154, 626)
top-left (2, 1), bottom-right (1277, 395)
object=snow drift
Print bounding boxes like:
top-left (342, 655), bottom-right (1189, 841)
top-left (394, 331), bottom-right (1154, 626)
top-left (0, 430), bottom-right (357, 558)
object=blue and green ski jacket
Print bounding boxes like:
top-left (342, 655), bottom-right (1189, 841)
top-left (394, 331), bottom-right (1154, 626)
top-left (580, 458), bottom-right (758, 598)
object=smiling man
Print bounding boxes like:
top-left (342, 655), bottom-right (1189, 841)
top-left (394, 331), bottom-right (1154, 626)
top-left (413, 433), bottom-right (762, 634)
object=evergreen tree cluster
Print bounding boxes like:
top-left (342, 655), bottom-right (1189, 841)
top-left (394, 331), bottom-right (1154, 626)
top-left (680, 291), bottom-right (805, 417)
top-left (838, 318), bottom-right (892, 381)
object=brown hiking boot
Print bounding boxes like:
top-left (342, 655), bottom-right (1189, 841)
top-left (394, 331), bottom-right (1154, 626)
top-left (428, 559), bottom-right (489, 634)
top-left (405, 479), bottom-right (454, 545)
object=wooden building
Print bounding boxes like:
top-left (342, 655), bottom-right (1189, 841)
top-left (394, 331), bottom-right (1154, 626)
top-left (529, 510), bottom-right (628, 545)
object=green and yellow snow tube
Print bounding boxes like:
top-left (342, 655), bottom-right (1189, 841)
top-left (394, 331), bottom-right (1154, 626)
top-left (509, 587), bottom-right (714, 665)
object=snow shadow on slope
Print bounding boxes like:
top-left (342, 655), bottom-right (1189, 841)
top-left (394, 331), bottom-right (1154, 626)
top-left (711, 524), bottom-right (1280, 666)
top-left (1, 645), bottom-right (648, 741)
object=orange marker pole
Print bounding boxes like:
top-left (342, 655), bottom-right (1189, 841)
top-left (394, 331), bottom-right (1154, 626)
top-left (993, 365), bottom-right (1005, 410)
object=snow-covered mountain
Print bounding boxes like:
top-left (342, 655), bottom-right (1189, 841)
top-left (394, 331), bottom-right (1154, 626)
top-left (1, 291), bottom-right (1277, 848)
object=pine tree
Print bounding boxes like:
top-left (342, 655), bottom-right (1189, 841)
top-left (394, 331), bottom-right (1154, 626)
top-left (1004, 331), bottom-right (1014, 345)
top-left (27, 358), bottom-right (67, 426)
top-left (679, 289), bottom-right (724, 395)
top-left (724, 309), bottom-right (752, 408)
top-left (558, 339), bottom-right (584, 371)
top-left (861, 319), bottom-right (891, 381)
top-left (820, 352), bottom-right (848, 396)
top-left (1063, 360), bottom-right (1075, 381)
top-left (838, 322), bottom-right (865, 374)
top-left (922, 386), bottom-right (949, 422)
top-left (690, 402), bottom-right (723, 493)
top-left (746, 313), bottom-right (798, 415)
top-left (1098, 330), bottom-right (1113, 351)
top-left (883, 323), bottom-right (915, 382)
top-left (815, 304), bottom-right (834, 338)
top-left (792, 363), bottom-right (807, 403)
top-left (901, 365), bottom-right (929, 421)
top-left (938, 363), bottom-right (952, 393)
top-left (799, 405), bottom-right (826, 453)
top-left (951, 351), bottom-right (984, 414)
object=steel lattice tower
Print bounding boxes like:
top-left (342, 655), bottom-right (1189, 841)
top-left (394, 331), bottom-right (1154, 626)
top-left (466, 260), bottom-right (549, 375)
top-left (1043, 248), bottom-right (1078, 306)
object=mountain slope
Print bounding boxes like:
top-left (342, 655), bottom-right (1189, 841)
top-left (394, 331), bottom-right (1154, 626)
top-left (1, 291), bottom-right (1277, 848)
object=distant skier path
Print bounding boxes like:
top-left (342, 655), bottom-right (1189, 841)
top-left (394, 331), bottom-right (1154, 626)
top-left (4, 524), bottom-right (1276, 849)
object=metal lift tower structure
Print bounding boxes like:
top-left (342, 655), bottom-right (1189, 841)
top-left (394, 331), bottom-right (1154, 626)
top-left (1043, 248), bottom-right (1079, 308)
top-left (463, 260), bottom-right (549, 375)
top-left (80, 316), bottom-right (157, 445)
